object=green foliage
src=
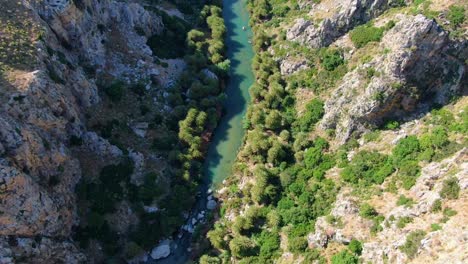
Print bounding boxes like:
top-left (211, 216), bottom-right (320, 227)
top-left (430, 223), bottom-right (442, 231)
top-left (207, 225), bottom-right (227, 250)
top-left (348, 239), bottom-right (363, 255)
top-left (396, 216), bottom-right (413, 228)
top-left (255, 231), bottom-right (280, 258)
top-left (439, 177), bottom-right (460, 200)
top-left (341, 151), bottom-right (394, 185)
top-left (397, 195), bottom-right (414, 207)
top-left (331, 250), bottom-right (359, 264)
top-left (383, 120), bottom-right (400, 130)
top-left (363, 130), bottom-right (381, 142)
top-left (350, 24), bottom-right (384, 48)
top-left (431, 199), bottom-right (442, 212)
top-left (104, 81), bottom-right (126, 102)
top-left (399, 230), bottom-right (426, 258)
top-left (288, 236), bottom-right (308, 253)
top-left (447, 5), bottom-right (465, 27)
top-left (199, 255), bottom-right (222, 264)
top-left (320, 48), bottom-right (344, 71)
top-left (229, 236), bottom-right (258, 258)
top-left (359, 203), bottom-right (377, 219)
top-left (298, 99), bottom-right (325, 131)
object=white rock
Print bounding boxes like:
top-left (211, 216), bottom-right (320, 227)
top-left (150, 240), bottom-right (171, 260)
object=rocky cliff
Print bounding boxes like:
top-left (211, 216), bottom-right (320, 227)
top-left (319, 14), bottom-right (465, 143)
top-left (0, 0), bottom-right (171, 262)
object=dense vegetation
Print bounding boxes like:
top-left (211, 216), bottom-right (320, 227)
top-left (74, 1), bottom-right (230, 259)
top-left (197, 0), bottom-right (466, 263)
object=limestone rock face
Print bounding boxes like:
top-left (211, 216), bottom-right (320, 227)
top-left (280, 58), bottom-right (309, 75)
top-left (0, 0), bottom-right (165, 262)
top-left (319, 15), bottom-right (465, 143)
top-left (287, 0), bottom-right (398, 48)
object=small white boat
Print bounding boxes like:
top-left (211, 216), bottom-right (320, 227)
top-left (242, 26), bottom-right (246, 31)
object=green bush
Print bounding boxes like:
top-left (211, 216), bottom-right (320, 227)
top-left (320, 48), bottom-right (344, 71)
top-left (288, 236), bottom-right (308, 253)
top-left (341, 151), bottom-right (394, 185)
top-left (255, 231), bottom-right (280, 258)
top-left (430, 223), bottom-right (442, 231)
top-left (199, 255), bottom-right (222, 264)
top-left (399, 230), bottom-right (426, 258)
top-left (229, 236), bottom-right (258, 258)
top-left (359, 203), bottom-right (377, 219)
top-left (348, 239), bottom-right (363, 255)
top-left (298, 99), bottom-right (325, 131)
top-left (431, 199), bottom-right (442, 212)
top-left (331, 250), bottom-right (358, 264)
top-left (396, 195), bottom-right (414, 207)
top-left (104, 81), bottom-right (126, 102)
top-left (396, 216), bottom-right (413, 228)
top-left (439, 177), bottom-right (460, 199)
top-left (447, 5), bottom-right (465, 27)
top-left (350, 24), bottom-right (384, 48)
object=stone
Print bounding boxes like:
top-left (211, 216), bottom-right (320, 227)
top-left (207, 200), bottom-right (217, 210)
top-left (280, 58), bottom-right (308, 75)
top-left (131, 122), bottom-right (149, 138)
top-left (150, 240), bottom-right (171, 260)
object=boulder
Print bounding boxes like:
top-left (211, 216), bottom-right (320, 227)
top-left (150, 240), bottom-right (171, 260)
top-left (207, 200), bottom-right (217, 210)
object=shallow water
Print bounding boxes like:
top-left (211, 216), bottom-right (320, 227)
top-left (203, 0), bottom-right (254, 187)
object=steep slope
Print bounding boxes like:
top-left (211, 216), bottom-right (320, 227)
top-left (199, 0), bottom-right (467, 263)
top-left (0, 0), bottom-right (229, 263)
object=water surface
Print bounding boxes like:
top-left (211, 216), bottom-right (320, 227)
top-left (203, 0), bottom-right (254, 187)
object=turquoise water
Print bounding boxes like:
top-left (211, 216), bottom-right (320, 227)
top-left (203, 0), bottom-right (254, 187)
top-left (151, 1), bottom-right (254, 263)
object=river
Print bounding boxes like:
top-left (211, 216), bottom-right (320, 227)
top-left (150, 0), bottom-right (254, 263)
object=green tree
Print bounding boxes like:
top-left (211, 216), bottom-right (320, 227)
top-left (229, 236), bottom-right (257, 258)
top-left (331, 250), bottom-right (358, 264)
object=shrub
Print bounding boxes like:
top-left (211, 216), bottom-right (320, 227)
top-left (320, 48), bottom-right (344, 71)
top-left (396, 216), bottom-right (413, 228)
top-left (448, 5), bottom-right (465, 27)
top-left (363, 130), bottom-right (381, 142)
top-left (384, 120), bottom-right (400, 130)
top-left (348, 239), bottom-right (363, 255)
top-left (331, 250), bottom-right (359, 264)
top-left (397, 195), bottom-right (414, 207)
top-left (399, 230), bottom-right (426, 258)
top-left (229, 236), bottom-right (258, 258)
top-left (69, 135), bottom-right (83, 146)
top-left (104, 81), bottom-right (125, 102)
top-left (199, 255), bottom-right (221, 264)
top-left (393, 136), bottom-right (420, 164)
top-left (431, 223), bottom-right (442, 231)
top-left (431, 199), bottom-right (442, 212)
top-left (439, 177), bottom-right (460, 199)
top-left (359, 203), bottom-right (377, 219)
top-left (341, 151), bottom-right (394, 185)
top-left (256, 231), bottom-right (280, 258)
top-left (298, 99), bottom-right (325, 131)
top-left (350, 24), bottom-right (384, 48)
top-left (288, 236), bottom-right (308, 253)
